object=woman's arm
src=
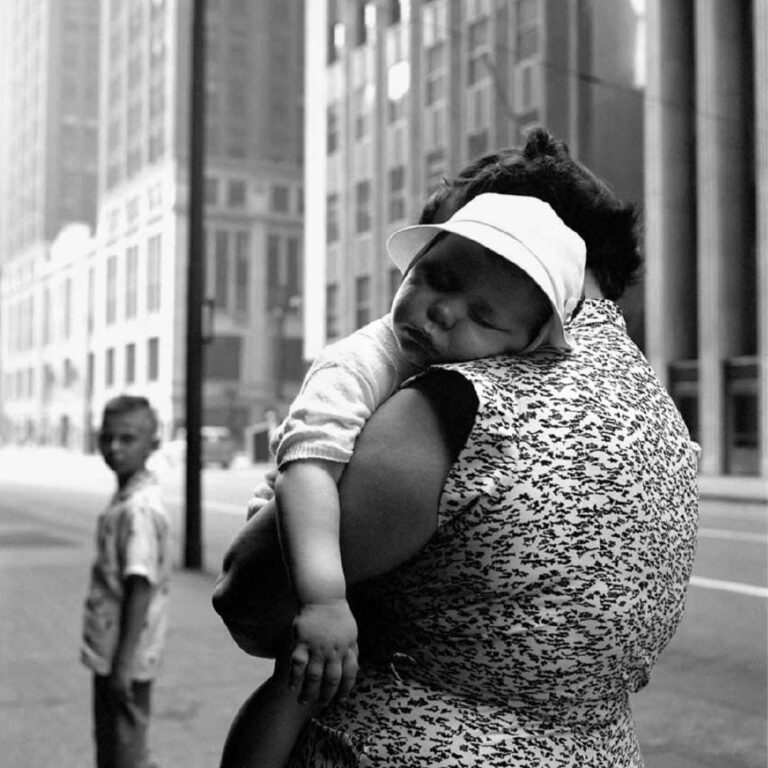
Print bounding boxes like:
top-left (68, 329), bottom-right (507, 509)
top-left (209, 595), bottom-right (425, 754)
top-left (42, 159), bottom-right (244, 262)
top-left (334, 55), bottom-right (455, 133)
top-left (212, 382), bottom-right (460, 656)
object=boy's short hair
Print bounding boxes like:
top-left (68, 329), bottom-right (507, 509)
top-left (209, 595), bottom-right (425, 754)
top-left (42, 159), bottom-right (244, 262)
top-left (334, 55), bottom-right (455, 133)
top-left (102, 394), bottom-right (159, 436)
top-left (422, 127), bottom-right (641, 301)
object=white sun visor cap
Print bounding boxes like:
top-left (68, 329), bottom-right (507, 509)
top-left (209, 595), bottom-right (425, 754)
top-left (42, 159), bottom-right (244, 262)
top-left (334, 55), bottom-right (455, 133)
top-left (386, 193), bottom-right (586, 353)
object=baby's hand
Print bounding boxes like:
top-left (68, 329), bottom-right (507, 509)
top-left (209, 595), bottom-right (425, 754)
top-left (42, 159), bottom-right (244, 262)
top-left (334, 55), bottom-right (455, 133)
top-left (290, 599), bottom-right (358, 706)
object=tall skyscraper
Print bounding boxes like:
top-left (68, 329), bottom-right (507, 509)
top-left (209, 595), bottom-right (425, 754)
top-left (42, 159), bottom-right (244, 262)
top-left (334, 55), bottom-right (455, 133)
top-left (0, 0), bottom-right (100, 444)
top-left (88, 0), bottom-right (306, 443)
top-left (1, 0), bottom-right (306, 448)
top-left (0, 0), bottom-right (100, 263)
top-left (302, 0), bottom-right (643, 351)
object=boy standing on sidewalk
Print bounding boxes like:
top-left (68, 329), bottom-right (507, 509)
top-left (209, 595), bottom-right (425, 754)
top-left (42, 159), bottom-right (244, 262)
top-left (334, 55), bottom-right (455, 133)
top-left (81, 395), bottom-right (171, 768)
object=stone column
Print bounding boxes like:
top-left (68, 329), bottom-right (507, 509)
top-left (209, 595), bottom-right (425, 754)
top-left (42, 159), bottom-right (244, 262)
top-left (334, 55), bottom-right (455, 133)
top-left (755, 0), bottom-right (768, 479)
top-left (695, 0), bottom-right (753, 475)
top-left (644, 0), bottom-right (696, 386)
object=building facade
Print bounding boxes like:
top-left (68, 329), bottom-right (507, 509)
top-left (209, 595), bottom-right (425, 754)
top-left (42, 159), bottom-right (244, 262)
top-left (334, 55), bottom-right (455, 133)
top-left (303, 0), bottom-right (766, 485)
top-left (644, 0), bottom-right (767, 480)
top-left (303, 0), bottom-right (645, 359)
top-left (0, 0), bottom-right (306, 448)
top-left (0, 0), bottom-right (100, 443)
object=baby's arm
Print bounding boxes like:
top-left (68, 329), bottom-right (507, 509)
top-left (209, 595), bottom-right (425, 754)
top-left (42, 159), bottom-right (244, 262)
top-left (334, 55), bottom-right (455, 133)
top-left (111, 575), bottom-right (151, 698)
top-left (275, 459), bottom-right (358, 705)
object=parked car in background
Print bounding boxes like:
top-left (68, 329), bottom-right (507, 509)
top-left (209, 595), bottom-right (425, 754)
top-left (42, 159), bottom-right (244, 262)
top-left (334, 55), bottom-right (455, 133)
top-left (163, 426), bottom-right (238, 469)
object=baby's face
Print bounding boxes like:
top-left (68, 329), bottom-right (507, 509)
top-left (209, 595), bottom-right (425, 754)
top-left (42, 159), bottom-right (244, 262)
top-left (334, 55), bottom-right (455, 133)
top-left (391, 233), bottom-right (550, 367)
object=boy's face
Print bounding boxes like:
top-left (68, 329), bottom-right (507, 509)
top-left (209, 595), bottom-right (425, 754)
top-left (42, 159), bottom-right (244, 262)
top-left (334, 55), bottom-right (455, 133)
top-left (98, 409), bottom-right (157, 485)
top-left (391, 233), bottom-right (550, 367)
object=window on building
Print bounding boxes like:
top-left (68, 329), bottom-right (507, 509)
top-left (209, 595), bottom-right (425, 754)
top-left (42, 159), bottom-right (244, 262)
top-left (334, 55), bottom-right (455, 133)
top-left (87, 352), bottom-right (94, 396)
top-left (327, 193), bottom-right (340, 243)
top-left (106, 347), bottom-right (115, 387)
top-left (286, 237), bottom-right (300, 298)
top-left (354, 85), bottom-right (371, 141)
top-left (106, 255), bottom-right (118, 325)
top-left (327, 103), bottom-right (339, 154)
top-left (126, 196), bottom-right (140, 228)
top-left (326, 283), bottom-right (339, 340)
top-left (468, 82), bottom-right (490, 134)
top-left (388, 267), bottom-right (401, 303)
top-left (425, 42), bottom-right (445, 102)
top-left (147, 337), bottom-right (159, 381)
top-left (227, 179), bottom-right (246, 207)
top-left (125, 343), bottom-right (136, 384)
top-left (63, 358), bottom-right (75, 388)
top-left (355, 180), bottom-right (371, 233)
top-left (267, 233), bottom-right (281, 310)
top-left (126, 245), bottom-right (138, 318)
top-left (468, 17), bottom-right (489, 85)
top-left (214, 230), bottom-right (229, 309)
top-left (63, 277), bottom-right (72, 340)
top-left (387, 0), bottom-right (402, 25)
top-left (88, 267), bottom-right (95, 333)
top-left (355, 2), bottom-right (368, 46)
top-left (516, 0), bottom-right (540, 62)
top-left (328, 6), bottom-right (344, 65)
top-left (235, 231), bottom-right (249, 313)
top-left (468, 129), bottom-right (489, 159)
top-left (42, 288), bottom-right (50, 346)
top-left (355, 275), bottom-right (371, 329)
top-left (422, 0), bottom-right (448, 47)
top-left (270, 185), bottom-right (290, 213)
top-left (425, 148), bottom-right (445, 193)
top-left (147, 234), bottom-right (162, 312)
top-left (205, 177), bottom-right (219, 206)
top-left (388, 165), bottom-right (406, 222)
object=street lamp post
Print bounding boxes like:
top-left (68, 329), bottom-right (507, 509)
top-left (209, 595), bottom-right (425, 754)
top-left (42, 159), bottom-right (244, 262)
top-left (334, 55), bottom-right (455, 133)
top-left (184, 0), bottom-right (206, 570)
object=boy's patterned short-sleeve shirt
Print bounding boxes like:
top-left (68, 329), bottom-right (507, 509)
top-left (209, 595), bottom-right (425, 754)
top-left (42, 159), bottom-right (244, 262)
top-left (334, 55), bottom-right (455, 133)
top-left (290, 300), bottom-right (700, 767)
top-left (81, 469), bottom-right (171, 680)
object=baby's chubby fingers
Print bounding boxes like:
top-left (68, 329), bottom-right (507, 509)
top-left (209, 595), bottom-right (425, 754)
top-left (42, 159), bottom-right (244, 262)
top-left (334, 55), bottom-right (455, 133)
top-left (317, 657), bottom-right (344, 706)
top-left (289, 643), bottom-right (310, 691)
top-left (299, 654), bottom-right (326, 704)
top-left (336, 645), bottom-right (359, 701)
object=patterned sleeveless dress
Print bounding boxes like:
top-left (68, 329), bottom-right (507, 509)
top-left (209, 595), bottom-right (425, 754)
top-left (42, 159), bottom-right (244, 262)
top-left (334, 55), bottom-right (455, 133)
top-left (288, 300), bottom-right (700, 767)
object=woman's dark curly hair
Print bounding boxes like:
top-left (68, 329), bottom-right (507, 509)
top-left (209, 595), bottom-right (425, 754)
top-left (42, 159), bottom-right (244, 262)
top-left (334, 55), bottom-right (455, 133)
top-left (420, 127), bottom-right (642, 301)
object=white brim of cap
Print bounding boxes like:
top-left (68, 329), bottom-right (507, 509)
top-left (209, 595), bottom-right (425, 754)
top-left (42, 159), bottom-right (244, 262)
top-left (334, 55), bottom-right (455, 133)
top-left (386, 222), bottom-right (575, 352)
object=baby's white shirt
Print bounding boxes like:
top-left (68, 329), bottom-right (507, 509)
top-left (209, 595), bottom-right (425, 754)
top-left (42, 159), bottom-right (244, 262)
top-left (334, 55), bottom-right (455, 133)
top-left (270, 314), bottom-right (419, 468)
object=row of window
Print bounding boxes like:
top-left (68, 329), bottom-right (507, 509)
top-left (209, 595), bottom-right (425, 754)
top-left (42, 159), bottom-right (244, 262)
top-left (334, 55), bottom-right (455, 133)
top-left (325, 165), bottom-right (407, 243)
top-left (100, 338), bottom-right (160, 389)
top-left (205, 228), bottom-right (251, 314)
top-left (102, 234), bottom-right (162, 327)
top-left (204, 177), bottom-right (301, 215)
top-left (325, 268), bottom-right (401, 341)
top-left (1, 337), bottom-right (161, 402)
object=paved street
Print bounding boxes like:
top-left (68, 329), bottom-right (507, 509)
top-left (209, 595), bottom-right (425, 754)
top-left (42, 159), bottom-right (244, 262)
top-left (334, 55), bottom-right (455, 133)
top-left (0, 446), bottom-right (766, 767)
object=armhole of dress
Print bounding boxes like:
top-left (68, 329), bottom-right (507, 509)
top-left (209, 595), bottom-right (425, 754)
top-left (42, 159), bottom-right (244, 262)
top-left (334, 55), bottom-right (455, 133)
top-left (406, 369), bottom-right (479, 462)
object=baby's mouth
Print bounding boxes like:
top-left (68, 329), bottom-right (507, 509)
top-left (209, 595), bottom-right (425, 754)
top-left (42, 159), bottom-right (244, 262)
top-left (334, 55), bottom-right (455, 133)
top-left (399, 325), bottom-right (437, 360)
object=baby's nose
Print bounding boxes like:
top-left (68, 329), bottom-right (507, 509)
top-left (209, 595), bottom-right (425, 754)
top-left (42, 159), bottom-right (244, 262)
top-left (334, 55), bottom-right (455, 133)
top-left (427, 297), bottom-right (462, 328)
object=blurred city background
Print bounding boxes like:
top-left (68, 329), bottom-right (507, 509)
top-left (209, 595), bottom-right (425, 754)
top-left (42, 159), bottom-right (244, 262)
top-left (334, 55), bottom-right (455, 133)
top-left (0, 2), bottom-right (766, 767)
top-left (0, 0), bottom-right (765, 488)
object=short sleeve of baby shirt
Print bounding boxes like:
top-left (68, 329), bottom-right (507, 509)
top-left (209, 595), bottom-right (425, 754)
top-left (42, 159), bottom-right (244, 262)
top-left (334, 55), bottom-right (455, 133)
top-left (271, 314), bottom-right (416, 467)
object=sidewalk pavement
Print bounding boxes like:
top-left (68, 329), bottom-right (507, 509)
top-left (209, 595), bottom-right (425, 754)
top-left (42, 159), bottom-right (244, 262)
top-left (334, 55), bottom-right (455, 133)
top-left (0, 447), bottom-right (273, 768)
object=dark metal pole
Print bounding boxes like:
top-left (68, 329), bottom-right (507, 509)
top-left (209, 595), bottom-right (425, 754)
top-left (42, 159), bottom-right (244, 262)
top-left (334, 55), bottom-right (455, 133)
top-left (184, 0), bottom-right (206, 570)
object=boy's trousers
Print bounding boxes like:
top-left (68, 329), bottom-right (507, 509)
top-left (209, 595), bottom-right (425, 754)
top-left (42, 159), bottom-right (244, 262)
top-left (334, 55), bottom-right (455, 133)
top-left (93, 674), bottom-right (152, 768)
